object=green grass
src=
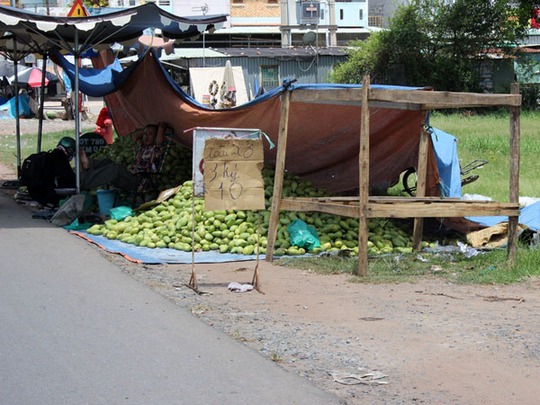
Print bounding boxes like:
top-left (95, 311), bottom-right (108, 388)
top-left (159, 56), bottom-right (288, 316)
top-left (430, 110), bottom-right (540, 202)
top-left (277, 244), bottom-right (540, 285)
top-left (0, 130), bottom-right (74, 174)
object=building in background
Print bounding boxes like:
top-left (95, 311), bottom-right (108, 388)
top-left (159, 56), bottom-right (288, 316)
top-left (368, 0), bottom-right (399, 28)
top-left (225, 0), bottom-right (373, 48)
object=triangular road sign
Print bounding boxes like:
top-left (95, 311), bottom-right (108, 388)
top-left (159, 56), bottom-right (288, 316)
top-left (67, 0), bottom-right (89, 17)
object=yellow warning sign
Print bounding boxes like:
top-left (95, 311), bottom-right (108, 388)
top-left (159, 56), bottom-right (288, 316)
top-left (67, 0), bottom-right (89, 17)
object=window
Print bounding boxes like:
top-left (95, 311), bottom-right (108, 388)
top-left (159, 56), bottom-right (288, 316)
top-left (261, 65), bottom-right (279, 90)
top-left (359, 9), bottom-right (362, 20)
top-left (232, 0), bottom-right (244, 4)
top-left (368, 16), bottom-right (383, 28)
top-left (340, 9), bottom-right (343, 20)
top-left (267, 0), bottom-right (278, 4)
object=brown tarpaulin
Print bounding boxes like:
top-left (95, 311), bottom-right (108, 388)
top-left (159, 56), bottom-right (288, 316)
top-left (96, 52), bottom-right (439, 195)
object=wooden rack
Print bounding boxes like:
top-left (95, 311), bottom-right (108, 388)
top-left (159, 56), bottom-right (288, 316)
top-left (265, 76), bottom-right (522, 276)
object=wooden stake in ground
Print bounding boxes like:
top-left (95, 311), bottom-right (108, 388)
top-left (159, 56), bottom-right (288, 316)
top-left (251, 212), bottom-right (264, 293)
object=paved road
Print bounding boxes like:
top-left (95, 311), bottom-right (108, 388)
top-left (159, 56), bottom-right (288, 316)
top-left (0, 192), bottom-right (340, 405)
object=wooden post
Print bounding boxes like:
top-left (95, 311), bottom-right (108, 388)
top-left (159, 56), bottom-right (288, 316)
top-left (357, 75), bottom-right (370, 277)
top-left (507, 82), bottom-right (521, 263)
top-left (266, 90), bottom-right (292, 261)
top-left (412, 123), bottom-right (430, 249)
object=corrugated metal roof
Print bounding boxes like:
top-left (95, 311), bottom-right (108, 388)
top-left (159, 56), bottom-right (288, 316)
top-left (119, 46), bottom-right (349, 64)
top-left (161, 48), bottom-right (225, 60)
top-left (214, 26), bottom-right (379, 35)
top-left (212, 47), bottom-right (349, 58)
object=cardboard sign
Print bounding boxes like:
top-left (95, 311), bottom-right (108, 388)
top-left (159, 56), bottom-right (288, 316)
top-left (203, 138), bottom-right (265, 211)
top-left (191, 127), bottom-right (262, 196)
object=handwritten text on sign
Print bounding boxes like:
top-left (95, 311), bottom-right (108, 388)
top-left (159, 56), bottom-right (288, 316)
top-left (203, 138), bottom-right (265, 211)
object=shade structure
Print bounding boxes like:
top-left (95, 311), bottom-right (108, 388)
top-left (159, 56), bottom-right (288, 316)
top-left (0, 3), bottom-right (228, 192)
top-left (0, 4), bottom-right (227, 51)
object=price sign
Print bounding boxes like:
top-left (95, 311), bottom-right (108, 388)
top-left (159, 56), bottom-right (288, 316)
top-left (203, 138), bottom-right (265, 211)
top-left (191, 127), bottom-right (262, 197)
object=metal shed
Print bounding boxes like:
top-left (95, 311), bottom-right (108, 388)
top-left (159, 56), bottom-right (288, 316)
top-left (123, 47), bottom-right (349, 100)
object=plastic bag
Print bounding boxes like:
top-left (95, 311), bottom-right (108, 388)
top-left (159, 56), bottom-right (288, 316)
top-left (287, 219), bottom-right (320, 251)
top-left (50, 194), bottom-right (85, 226)
top-left (109, 206), bottom-right (134, 221)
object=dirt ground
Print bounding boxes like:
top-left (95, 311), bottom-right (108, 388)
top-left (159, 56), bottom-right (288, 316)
top-left (2, 117), bottom-right (540, 405)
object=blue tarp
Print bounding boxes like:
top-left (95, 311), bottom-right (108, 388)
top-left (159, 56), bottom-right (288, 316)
top-left (52, 50), bottom-right (134, 97)
top-left (430, 127), bottom-right (462, 198)
top-left (0, 93), bottom-right (32, 118)
top-left (74, 231), bottom-right (265, 264)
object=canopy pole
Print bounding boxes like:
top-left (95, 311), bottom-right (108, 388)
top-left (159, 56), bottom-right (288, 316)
top-left (13, 41), bottom-right (21, 177)
top-left (37, 52), bottom-right (48, 153)
top-left (74, 30), bottom-right (81, 194)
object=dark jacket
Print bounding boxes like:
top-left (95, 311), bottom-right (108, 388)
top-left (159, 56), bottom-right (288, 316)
top-left (27, 148), bottom-right (75, 206)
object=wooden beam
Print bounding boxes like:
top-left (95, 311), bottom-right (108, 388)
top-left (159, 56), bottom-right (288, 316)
top-left (412, 124), bottom-right (429, 249)
top-left (507, 82), bottom-right (521, 263)
top-left (280, 199), bottom-right (360, 218)
top-left (368, 202), bottom-right (520, 218)
top-left (287, 88), bottom-right (423, 111)
top-left (265, 90), bottom-right (291, 262)
top-left (279, 197), bottom-right (519, 219)
top-left (358, 76), bottom-right (370, 277)
top-left (290, 88), bottom-right (363, 104)
top-left (369, 88), bottom-right (521, 108)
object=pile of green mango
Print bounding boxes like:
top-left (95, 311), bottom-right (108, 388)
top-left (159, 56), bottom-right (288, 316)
top-left (87, 167), bottom-right (416, 256)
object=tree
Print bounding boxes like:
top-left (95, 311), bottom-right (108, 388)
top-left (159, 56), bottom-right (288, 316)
top-left (332, 0), bottom-right (535, 92)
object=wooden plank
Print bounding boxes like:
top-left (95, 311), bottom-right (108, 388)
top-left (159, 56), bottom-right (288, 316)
top-left (280, 198), bottom-right (360, 217)
top-left (290, 88), bottom-right (521, 109)
top-left (289, 88), bottom-right (422, 110)
top-left (290, 88), bottom-right (363, 104)
top-left (358, 75), bottom-right (370, 277)
top-left (265, 90), bottom-right (291, 262)
top-left (369, 88), bottom-right (521, 108)
top-left (368, 202), bottom-right (520, 218)
top-left (287, 196), bottom-right (460, 203)
top-left (508, 82), bottom-right (521, 263)
top-left (279, 197), bottom-right (519, 219)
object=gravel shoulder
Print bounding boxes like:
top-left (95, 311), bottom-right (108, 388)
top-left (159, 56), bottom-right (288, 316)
top-left (2, 117), bottom-right (540, 405)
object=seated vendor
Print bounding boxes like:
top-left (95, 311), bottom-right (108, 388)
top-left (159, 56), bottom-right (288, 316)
top-left (130, 122), bottom-right (169, 192)
top-left (131, 122), bottom-right (168, 174)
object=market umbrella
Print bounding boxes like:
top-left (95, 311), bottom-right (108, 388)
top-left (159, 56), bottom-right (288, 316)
top-left (219, 60), bottom-right (236, 108)
top-left (8, 66), bottom-right (57, 87)
top-left (27, 67), bottom-right (48, 87)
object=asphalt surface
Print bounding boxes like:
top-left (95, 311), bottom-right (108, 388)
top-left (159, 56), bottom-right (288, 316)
top-left (0, 191), bottom-right (341, 405)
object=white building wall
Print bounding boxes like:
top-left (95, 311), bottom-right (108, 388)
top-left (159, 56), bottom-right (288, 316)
top-left (290, 0), bottom-right (367, 28)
